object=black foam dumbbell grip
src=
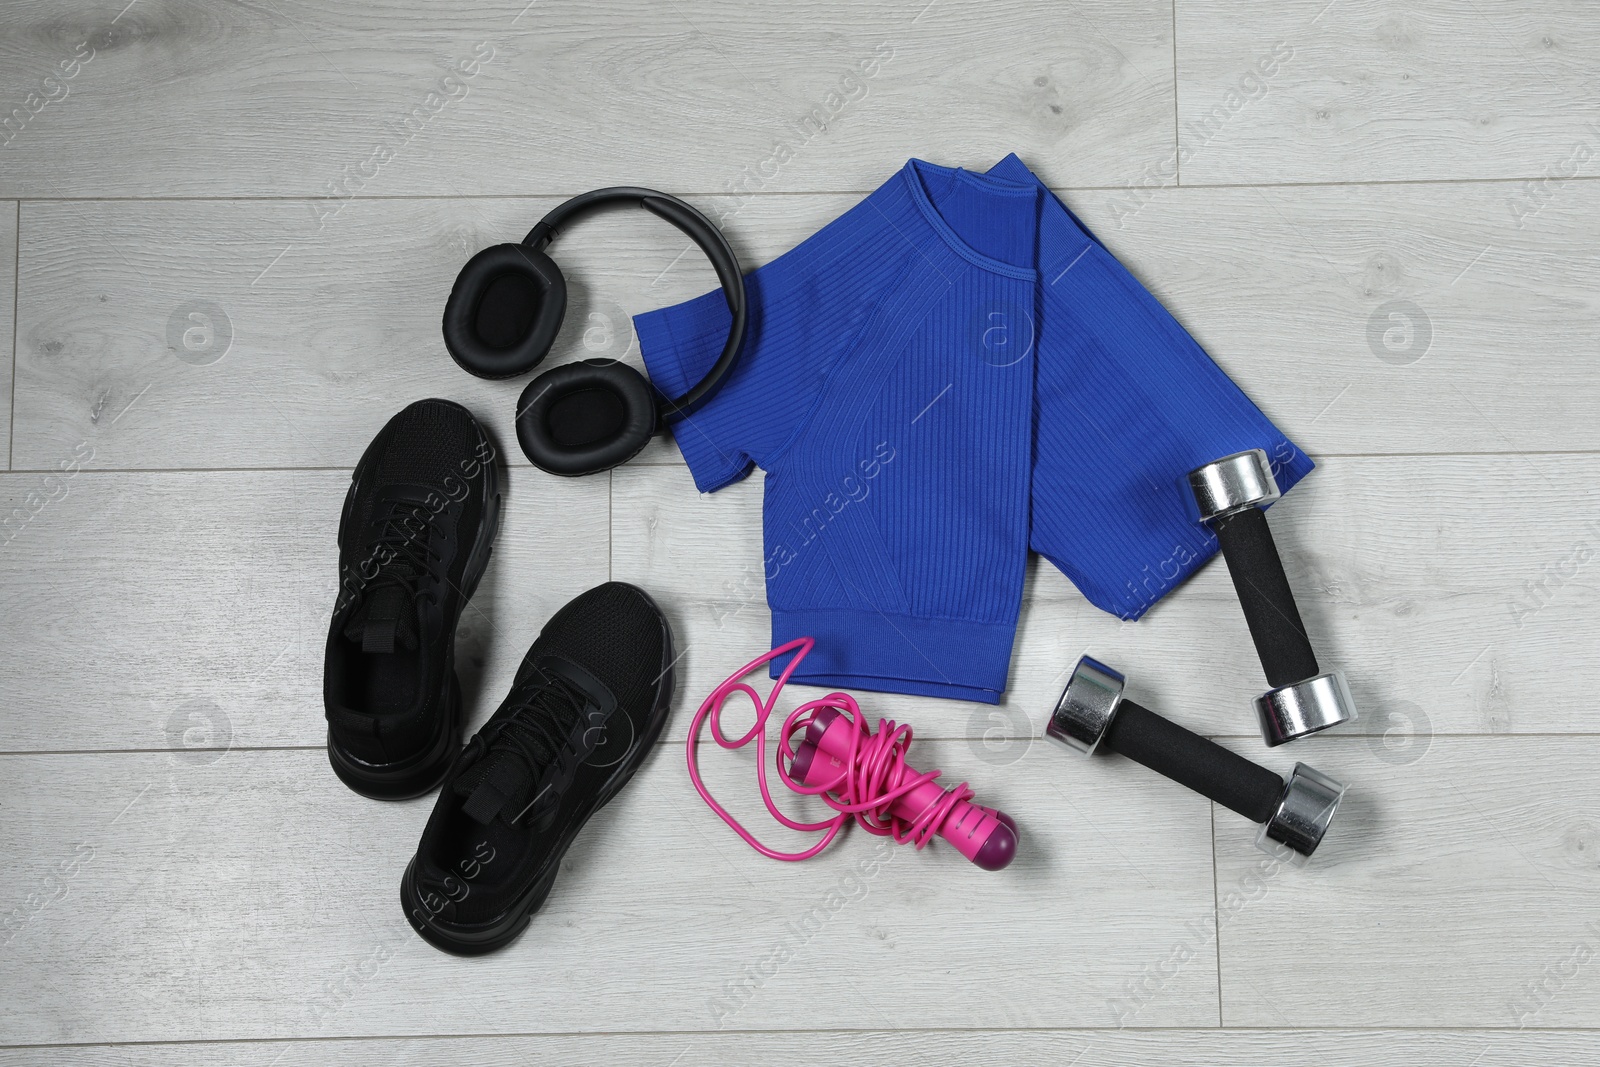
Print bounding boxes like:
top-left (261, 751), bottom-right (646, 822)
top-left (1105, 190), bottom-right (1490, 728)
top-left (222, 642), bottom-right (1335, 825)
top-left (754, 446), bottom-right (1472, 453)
top-left (1212, 506), bottom-right (1320, 689)
top-left (1103, 698), bottom-right (1284, 824)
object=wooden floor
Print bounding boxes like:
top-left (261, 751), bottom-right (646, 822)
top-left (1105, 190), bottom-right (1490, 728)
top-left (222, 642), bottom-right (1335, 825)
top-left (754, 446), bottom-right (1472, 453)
top-left (3, 1), bottom-right (1599, 1062)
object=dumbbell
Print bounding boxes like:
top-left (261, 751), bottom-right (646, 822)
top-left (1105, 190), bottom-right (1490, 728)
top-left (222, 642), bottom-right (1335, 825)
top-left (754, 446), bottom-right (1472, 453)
top-left (1187, 449), bottom-right (1357, 746)
top-left (1047, 655), bottom-right (1346, 864)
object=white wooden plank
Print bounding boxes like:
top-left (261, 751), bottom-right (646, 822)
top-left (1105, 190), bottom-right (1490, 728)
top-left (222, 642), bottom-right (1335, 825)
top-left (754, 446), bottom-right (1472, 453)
top-left (0, 0), bottom-right (1173, 199)
top-left (7, 1029), bottom-right (1600, 1066)
top-left (17, 178), bottom-right (1600, 472)
top-left (0, 465), bottom-right (608, 752)
top-left (2, 451), bottom-right (1591, 755)
top-left (0, 201), bottom-right (12, 469)
top-left (1216, 736), bottom-right (1600, 1027)
top-left (1173, 1), bottom-right (1600, 184)
top-left (1074, 179), bottom-right (1600, 456)
top-left (0, 742), bottom-right (1217, 1044)
top-left (10, 194), bottom-right (733, 472)
top-left (612, 454), bottom-right (1600, 743)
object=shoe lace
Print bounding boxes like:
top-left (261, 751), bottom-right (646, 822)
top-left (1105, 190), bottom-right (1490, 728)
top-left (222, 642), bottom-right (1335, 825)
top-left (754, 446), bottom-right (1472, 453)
top-left (353, 501), bottom-right (446, 604)
top-left (482, 669), bottom-right (594, 813)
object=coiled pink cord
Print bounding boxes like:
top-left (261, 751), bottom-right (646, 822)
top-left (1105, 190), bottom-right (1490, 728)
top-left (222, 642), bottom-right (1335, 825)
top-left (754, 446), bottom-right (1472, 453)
top-left (686, 636), bottom-right (976, 861)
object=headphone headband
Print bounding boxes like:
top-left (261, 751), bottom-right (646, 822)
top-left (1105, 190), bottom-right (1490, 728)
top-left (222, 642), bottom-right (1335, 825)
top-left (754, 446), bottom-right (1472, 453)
top-left (523, 187), bottom-right (746, 422)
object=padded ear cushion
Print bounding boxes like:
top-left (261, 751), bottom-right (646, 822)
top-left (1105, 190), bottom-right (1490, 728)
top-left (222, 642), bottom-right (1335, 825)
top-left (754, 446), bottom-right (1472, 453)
top-left (442, 243), bottom-right (567, 380)
top-left (516, 359), bottom-right (658, 476)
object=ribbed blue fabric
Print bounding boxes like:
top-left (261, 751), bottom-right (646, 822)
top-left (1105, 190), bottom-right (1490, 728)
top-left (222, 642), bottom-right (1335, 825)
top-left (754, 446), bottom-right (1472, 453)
top-left (634, 157), bottom-right (1312, 704)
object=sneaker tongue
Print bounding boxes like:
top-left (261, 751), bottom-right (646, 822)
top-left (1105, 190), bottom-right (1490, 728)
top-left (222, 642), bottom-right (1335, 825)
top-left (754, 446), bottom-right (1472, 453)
top-left (343, 584), bottom-right (419, 654)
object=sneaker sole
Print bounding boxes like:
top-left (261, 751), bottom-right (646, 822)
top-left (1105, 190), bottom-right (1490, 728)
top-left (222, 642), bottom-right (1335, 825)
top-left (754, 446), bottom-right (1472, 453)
top-left (327, 402), bottom-right (502, 801)
top-left (400, 589), bottom-right (677, 955)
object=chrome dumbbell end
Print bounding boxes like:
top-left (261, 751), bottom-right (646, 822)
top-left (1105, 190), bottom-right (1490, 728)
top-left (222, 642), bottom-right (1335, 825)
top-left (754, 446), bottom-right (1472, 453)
top-left (1255, 671), bottom-right (1359, 748)
top-left (1256, 762), bottom-right (1347, 866)
top-left (1045, 656), bottom-right (1125, 756)
top-left (1185, 448), bottom-right (1280, 525)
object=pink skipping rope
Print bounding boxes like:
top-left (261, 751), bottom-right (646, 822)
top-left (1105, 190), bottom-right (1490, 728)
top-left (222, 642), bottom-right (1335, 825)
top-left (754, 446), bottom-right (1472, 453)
top-left (685, 637), bottom-right (1017, 869)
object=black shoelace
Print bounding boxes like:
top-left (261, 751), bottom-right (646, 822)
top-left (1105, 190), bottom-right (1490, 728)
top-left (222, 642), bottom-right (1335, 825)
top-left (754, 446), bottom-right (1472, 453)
top-left (484, 669), bottom-right (593, 785)
top-left (342, 501), bottom-right (445, 610)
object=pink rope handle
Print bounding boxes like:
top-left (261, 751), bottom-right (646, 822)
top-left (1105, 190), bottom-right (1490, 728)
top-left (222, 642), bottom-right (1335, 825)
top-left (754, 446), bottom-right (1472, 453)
top-left (685, 637), bottom-right (976, 861)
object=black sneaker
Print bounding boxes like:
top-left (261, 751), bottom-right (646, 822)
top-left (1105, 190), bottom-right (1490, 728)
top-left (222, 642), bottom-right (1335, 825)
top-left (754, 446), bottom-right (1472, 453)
top-left (401, 582), bottom-right (675, 954)
top-left (324, 399), bottom-right (501, 800)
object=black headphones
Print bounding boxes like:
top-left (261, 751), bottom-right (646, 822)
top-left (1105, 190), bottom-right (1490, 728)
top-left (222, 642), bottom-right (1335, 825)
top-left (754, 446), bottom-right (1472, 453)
top-left (442, 187), bottom-right (747, 477)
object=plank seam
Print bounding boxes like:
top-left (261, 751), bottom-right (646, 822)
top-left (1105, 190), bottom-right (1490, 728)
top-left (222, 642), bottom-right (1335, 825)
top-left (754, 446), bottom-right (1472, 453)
top-left (8, 1024), bottom-right (1600, 1052)
top-left (1170, 0), bottom-right (1181, 188)
top-left (7, 199), bottom-right (16, 471)
top-left (1210, 800), bottom-right (1223, 1026)
top-left (0, 732), bottom-right (1592, 759)
top-left (6, 449), bottom-right (1600, 478)
top-left (14, 167), bottom-right (1600, 203)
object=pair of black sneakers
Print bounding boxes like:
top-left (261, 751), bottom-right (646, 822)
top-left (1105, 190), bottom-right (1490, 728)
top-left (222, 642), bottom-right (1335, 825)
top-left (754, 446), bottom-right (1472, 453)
top-left (323, 399), bottom-right (675, 954)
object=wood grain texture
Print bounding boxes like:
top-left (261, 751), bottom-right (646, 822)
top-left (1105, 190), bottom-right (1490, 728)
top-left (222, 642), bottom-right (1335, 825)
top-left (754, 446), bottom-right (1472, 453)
top-left (6, 1029), bottom-right (1600, 1067)
top-left (11, 194), bottom-right (737, 472)
top-left (1216, 736), bottom-right (1600, 1027)
top-left (1079, 179), bottom-right (1600, 455)
top-left (0, 743), bottom-right (1217, 1044)
top-left (17, 177), bottom-right (1600, 472)
top-left (0, 466), bottom-right (608, 752)
top-left (0, 0), bottom-right (1172, 199)
top-left (0, 202), bottom-right (12, 469)
top-left (2, 450), bottom-right (1592, 755)
top-left (1174, 1), bottom-right (1600, 184)
top-left (612, 454), bottom-right (1600, 743)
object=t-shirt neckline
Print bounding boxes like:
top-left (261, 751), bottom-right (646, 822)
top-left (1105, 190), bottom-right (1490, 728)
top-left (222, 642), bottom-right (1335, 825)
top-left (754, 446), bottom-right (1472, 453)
top-left (901, 158), bottom-right (1038, 281)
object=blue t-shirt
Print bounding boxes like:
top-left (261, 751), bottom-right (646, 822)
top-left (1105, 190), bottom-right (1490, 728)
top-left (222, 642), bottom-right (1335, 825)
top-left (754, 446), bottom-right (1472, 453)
top-left (635, 156), bottom-right (1312, 703)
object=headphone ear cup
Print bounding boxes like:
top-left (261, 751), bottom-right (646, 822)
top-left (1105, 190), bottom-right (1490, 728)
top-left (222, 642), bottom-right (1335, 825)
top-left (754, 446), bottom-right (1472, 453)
top-left (442, 244), bottom-right (567, 380)
top-left (516, 359), bottom-right (658, 476)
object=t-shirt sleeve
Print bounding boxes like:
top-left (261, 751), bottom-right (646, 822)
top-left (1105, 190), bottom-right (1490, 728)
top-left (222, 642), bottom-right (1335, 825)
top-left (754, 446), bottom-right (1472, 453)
top-left (988, 153), bottom-right (1316, 620)
top-left (633, 198), bottom-right (892, 493)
